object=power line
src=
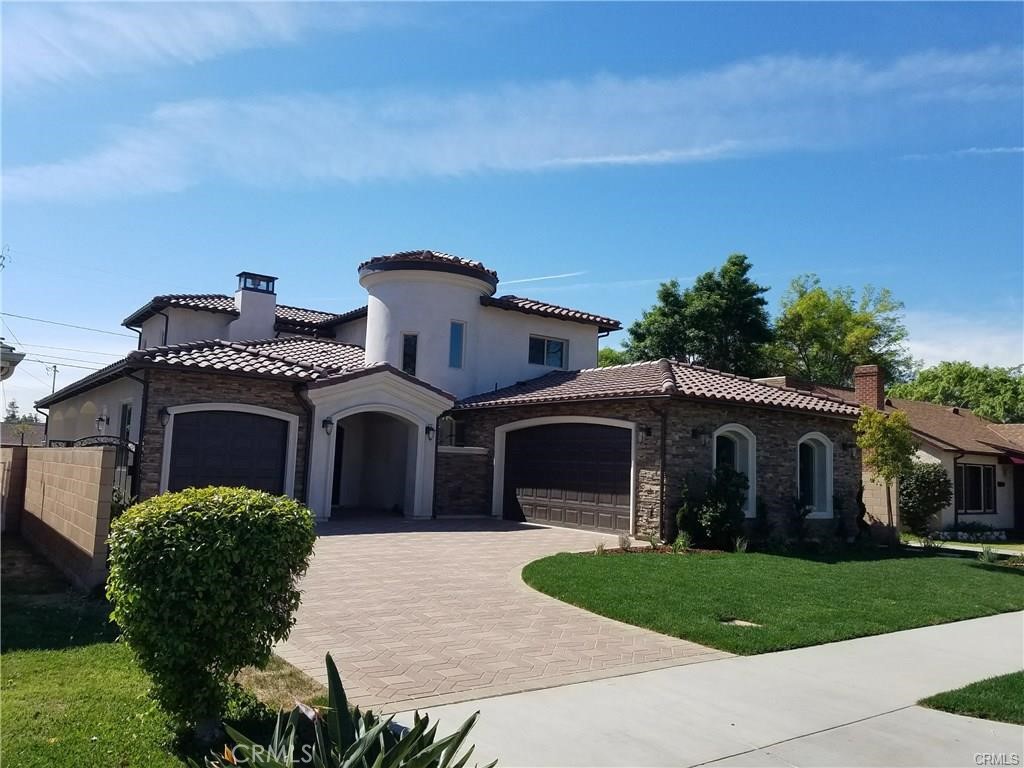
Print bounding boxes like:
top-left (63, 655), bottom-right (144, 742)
top-left (15, 342), bottom-right (122, 357)
top-left (17, 351), bottom-right (118, 366)
top-left (0, 312), bottom-right (135, 338)
top-left (1, 318), bottom-right (23, 345)
top-left (24, 357), bottom-right (103, 371)
top-left (16, 363), bottom-right (50, 388)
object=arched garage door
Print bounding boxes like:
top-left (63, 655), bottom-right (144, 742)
top-left (503, 422), bottom-right (632, 533)
top-left (168, 411), bottom-right (289, 494)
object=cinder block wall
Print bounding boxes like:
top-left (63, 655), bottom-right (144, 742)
top-left (22, 447), bottom-right (116, 590)
top-left (1, 446), bottom-right (28, 532)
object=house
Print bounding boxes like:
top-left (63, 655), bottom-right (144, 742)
top-left (38, 249), bottom-right (869, 539)
top-left (759, 370), bottom-right (1024, 534)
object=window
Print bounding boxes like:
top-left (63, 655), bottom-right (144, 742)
top-left (528, 335), bottom-right (566, 368)
top-left (797, 433), bottom-right (833, 517)
top-left (402, 334), bottom-right (418, 376)
top-left (955, 463), bottom-right (996, 514)
top-left (449, 321), bottom-right (465, 369)
top-left (713, 424), bottom-right (756, 516)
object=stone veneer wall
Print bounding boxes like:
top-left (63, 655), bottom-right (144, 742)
top-left (137, 370), bottom-right (310, 501)
top-left (437, 397), bottom-right (860, 538)
top-left (21, 446), bottom-right (116, 590)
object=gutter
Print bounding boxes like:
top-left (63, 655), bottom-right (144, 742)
top-left (293, 384), bottom-right (315, 505)
top-left (34, 405), bottom-right (49, 444)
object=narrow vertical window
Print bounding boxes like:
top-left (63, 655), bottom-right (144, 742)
top-left (449, 321), bottom-right (465, 369)
top-left (402, 334), bottom-right (418, 376)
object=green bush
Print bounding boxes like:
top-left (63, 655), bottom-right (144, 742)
top-left (898, 462), bottom-right (952, 536)
top-left (678, 467), bottom-right (748, 549)
top-left (107, 487), bottom-right (316, 729)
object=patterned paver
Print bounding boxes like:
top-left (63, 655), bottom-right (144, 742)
top-left (277, 517), bottom-right (729, 712)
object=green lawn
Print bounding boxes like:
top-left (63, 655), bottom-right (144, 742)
top-left (522, 548), bottom-right (1024, 655)
top-left (920, 671), bottom-right (1024, 725)
top-left (0, 537), bottom-right (324, 767)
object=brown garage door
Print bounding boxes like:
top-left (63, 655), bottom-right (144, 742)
top-left (168, 411), bottom-right (289, 494)
top-left (503, 422), bottom-right (631, 533)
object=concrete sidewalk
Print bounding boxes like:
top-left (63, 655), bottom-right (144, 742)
top-left (400, 612), bottom-right (1024, 767)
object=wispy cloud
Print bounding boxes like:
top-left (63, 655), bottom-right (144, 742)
top-left (2, 3), bottom-right (396, 91)
top-left (902, 146), bottom-right (1024, 160)
top-left (5, 46), bottom-right (1021, 203)
top-left (905, 310), bottom-right (1024, 368)
top-left (501, 271), bottom-right (588, 285)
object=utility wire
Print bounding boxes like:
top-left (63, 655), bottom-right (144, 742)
top-left (17, 351), bottom-right (119, 366)
top-left (0, 312), bottom-right (135, 338)
top-left (24, 357), bottom-right (103, 371)
top-left (10, 361), bottom-right (50, 388)
top-left (15, 342), bottom-right (122, 357)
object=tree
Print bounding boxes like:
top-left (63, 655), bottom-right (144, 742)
top-left (4, 399), bottom-right (18, 422)
top-left (898, 462), bottom-right (953, 536)
top-left (624, 254), bottom-right (773, 374)
top-left (854, 407), bottom-right (916, 544)
top-left (770, 275), bottom-right (913, 387)
top-left (598, 347), bottom-right (628, 367)
top-left (887, 362), bottom-right (1024, 423)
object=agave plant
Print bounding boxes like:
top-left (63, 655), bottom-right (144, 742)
top-left (201, 654), bottom-right (495, 768)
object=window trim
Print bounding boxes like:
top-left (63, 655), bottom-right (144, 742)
top-left (955, 462), bottom-right (997, 515)
top-left (712, 423), bottom-right (757, 518)
top-left (401, 332), bottom-right (418, 377)
top-left (448, 320), bottom-right (466, 370)
top-left (528, 334), bottom-right (568, 369)
top-left (796, 432), bottom-right (834, 519)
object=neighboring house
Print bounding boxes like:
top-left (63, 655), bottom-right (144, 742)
top-left (1, 422), bottom-right (45, 447)
top-left (38, 249), bottom-right (868, 539)
top-left (759, 371), bottom-right (1024, 533)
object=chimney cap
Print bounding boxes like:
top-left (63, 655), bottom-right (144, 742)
top-left (236, 272), bottom-right (277, 294)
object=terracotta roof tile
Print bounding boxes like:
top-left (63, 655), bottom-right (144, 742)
top-left (480, 295), bottom-right (621, 332)
top-left (122, 294), bottom-right (363, 330)
top-left (457, 359), bottom-right (860, 416)
top-left (358, 249), bottom-right (499, 283)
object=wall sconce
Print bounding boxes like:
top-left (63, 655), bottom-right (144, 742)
top-left (95, 415), bottom-right (109, 433)
top-left (322, 418), bottom-right (334, 436)
top-left (691, 427), bottom-right (709, 446)
top-left (425, 425), bottom-right (435, 441)
top-left (158, 407), bottom-right (170, 427)
top-left (842, 442), bottom-right (859, 458)
top-left (638, 425), bottom-right (652, 444)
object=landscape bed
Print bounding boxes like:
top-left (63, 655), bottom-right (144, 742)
top-left (522, 547), bottom-right (1024, 655)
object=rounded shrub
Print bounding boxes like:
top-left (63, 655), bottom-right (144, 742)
top-left (107, 487), bottom-right (316, 728)
top-left (898, 462), bottom-right (953, 537)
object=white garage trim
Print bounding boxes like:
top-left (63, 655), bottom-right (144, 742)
top-left (159, 402), bottom-right (300, 496)
top-left (491, 415), bottom-right (637, 532)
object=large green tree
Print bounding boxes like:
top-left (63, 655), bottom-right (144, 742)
top-left (887, 361), bottom-right (1024, 423)
top-left (624, 254), bottom-right (773, 374)
top-left (855, 407), bottom-right (916, 545)
top-left (769, 275), bottom-right (912, 387)
top-left (598, 347), bottom-right (628, 367)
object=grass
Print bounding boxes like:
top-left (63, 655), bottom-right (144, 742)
top-left (920, 671), bottom-right (1024, 725)
top-left (522, 547), bottom-right (1024, 655)
top-left (0, 536), bottom-right (325, 767)
top-left (903, 535), bottom-right (1024, 553)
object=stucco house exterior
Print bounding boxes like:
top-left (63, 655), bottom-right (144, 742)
top-left (38, 249), bottom-right (872, 539)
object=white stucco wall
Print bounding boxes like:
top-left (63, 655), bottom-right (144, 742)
top-left (228, 289), bottom-right (277, 341)
top-left (915, 443), bottom-right (1015, 530)
top-left (139, 308), bottom-right (232, 348)
top-left (332, 317), bottom-right (367, 346)
top-left (44, 377), bottom-right (143, 443)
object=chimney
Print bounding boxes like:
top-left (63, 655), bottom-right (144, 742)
top-left (853, 364), bottom-right (885, 410)
top-left (229, 271), bottom-right (278, 341)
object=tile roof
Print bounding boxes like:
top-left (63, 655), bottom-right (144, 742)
top-left (456, 359), bottom-right (861, 416)
top-left (884, 397), bottom-right (1023, 455)
top-left (481, 295), bottom-right (622, 332)
top-left (358, 249), bottom-right (499, 284)
top-left (122, 294), bottom-right (363, 331)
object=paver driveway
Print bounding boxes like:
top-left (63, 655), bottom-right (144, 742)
top-left (277, 517), bottom-right (727, 711)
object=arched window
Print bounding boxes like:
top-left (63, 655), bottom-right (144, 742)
top-left (797, 432), bottom-right (833, 518)
top-left (712, 424), bottom-right (756, 517)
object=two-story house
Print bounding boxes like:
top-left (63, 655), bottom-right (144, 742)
top-left (38, 249), bottom-right (867, 539)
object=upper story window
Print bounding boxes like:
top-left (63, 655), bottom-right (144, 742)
top-left (955, 463), bottom-right (996, 514)
top-left (449, 321), bottom-right (465, 369)
top-left (528, 335), bottom-right (567, 368)
top-left (797, 432), bottom-right (833, 517)
top-left (402, 333), bottom-right (418, 376)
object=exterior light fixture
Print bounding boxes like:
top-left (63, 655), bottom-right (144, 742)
top-left (638, 425), bottom-right (653, 443)
top-left (158, 407), bottom-right (170, 427)
top-left (95, 414), bottom-right (109, 433)
top-left (425, 425), bottom-right (435, 441)
top-left (322, 418), bottom-right (334, 436)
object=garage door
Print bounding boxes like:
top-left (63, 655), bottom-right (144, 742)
top-left (167, 411), bottom-right (289, 494)
top-left (503, 422), bottom-right (632, 533)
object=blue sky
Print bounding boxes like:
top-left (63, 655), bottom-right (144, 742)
top-left (2, 2), bottom-right (1022, 408)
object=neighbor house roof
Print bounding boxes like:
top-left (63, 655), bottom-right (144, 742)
top-left (480, 295), bottom-right (621, 332)
top-left (456, 359), bottom-right (861, 417)
top-left (1, 422), bottom-right (45, 446)
top-left (121, 294), bottom-right (362, 334)
top-left (989, 423), bottom-right (1024, 450)
top-left (358, 249), bottom-right (499, 285)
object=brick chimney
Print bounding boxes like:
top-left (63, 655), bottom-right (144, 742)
top-left (853, 364), bottom-right (885, 410)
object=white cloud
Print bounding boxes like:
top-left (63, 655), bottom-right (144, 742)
top-left (501, 271), bottom-right (588, 285)
top-left (905, 310), bottom-right (1024, 368)
top-left (902, 146), bottom-right (1024, 160)
top-left (2, 3), bottom-right (393, 90)
top-left (5, 46), bottom-right (1021, 202)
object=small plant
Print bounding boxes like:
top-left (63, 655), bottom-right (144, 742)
top-left (110, 487), bottom-right (137, 519)
top-left (733, 536), bottom-right (748, 554)
top-left (788, 497), bottom-right (813, 542)
top-left (618, 533), bottom-right (632, 551)
top-left (107, 487), bottom-right (316, 736)
top-left (919, 535), bottom-right (945, 551)
top-left (594, 541), bottom-right (606, 556)
top-left (672, 531), bottom-right (691, 554)
top-left (647, 532), bottom-right (660, 549)
top-left (978, 545), bottom-right (998, 564)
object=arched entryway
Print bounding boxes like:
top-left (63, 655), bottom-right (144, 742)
top-left (328, 410), bottom-right (418, 517)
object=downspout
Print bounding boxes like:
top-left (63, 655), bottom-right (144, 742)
top-left (124, 370), bottom-right (148, 499)
top-left (952, 451), bottom-right (965, 530)
top-left (293, 384), bottom-right (315, 505)
top-left (34, 405), bottom-right (48, 444)
top-left (155, 311), bottom-right (170, 346)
